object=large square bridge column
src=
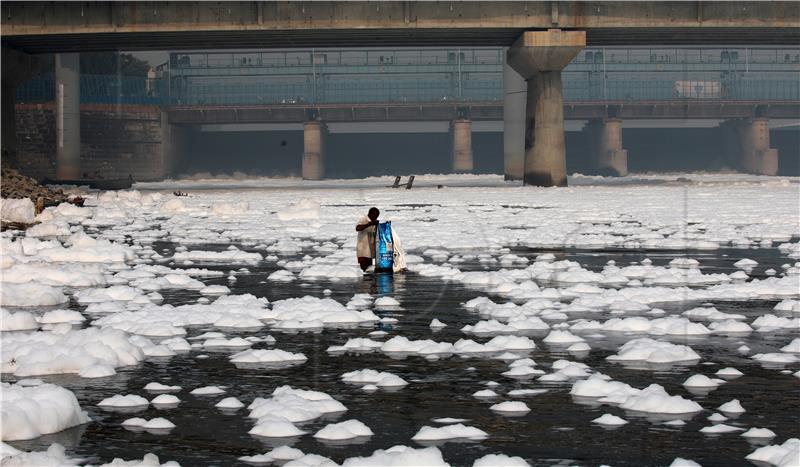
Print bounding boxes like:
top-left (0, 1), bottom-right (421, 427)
top-left (741, 118), bottom-right (778, 176)
top-left (451, 118), bottom-right (473, 173)
top-left (507, 29), bottom-right (585, 187)
top-left (719, 118), bottom-right (778, 176)
top-left (302, 121), bottom-right (327, 180)
top-left (586, 118), bottom-right (628, 176)
top-left (55, 53), bottom-right (81, 180)
top-left (503, 60), bottom-right (526, 180)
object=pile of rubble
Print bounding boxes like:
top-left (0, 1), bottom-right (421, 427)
top-left (1, 167), bottom-right (66, 205)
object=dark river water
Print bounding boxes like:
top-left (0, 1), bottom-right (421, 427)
top-left (4, 244), bottom-right (799, 467)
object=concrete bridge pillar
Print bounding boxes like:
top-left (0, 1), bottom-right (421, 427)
top-left (55, 53), bottom-right (81, 180)
top-left (741, 118), bottom-right (778, 175)
top-left (451, 118), bottom-right (473, 172)
top-left (507, 29), bottom-right (585, 187)
top-left (1, 46), bottom-right (39, 168)
top-left (503, 60), bottom-right (526, 180)
top-left (587, 118), bottom-right (628, 176)
top-left (302, 121), bottom-right (326, 180)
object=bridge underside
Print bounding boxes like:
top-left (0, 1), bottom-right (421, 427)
top-left (166, 102), bottom-right (800, 125)
top-left (4, 28), bottom-right (799, 53)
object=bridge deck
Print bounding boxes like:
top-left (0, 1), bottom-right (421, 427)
top-left (2, 2), bottom-right (799, 52)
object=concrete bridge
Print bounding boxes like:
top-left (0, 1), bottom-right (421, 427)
top-left (3, 1), bottom-right (798, 51)
top-left (3, 1), bottom-right (799, 185)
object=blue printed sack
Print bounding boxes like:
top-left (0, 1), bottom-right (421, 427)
top-left (374, 221), bottom-right (394, 272)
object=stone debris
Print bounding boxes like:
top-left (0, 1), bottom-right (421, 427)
top-left (2, 166), bottom-right (67, 207)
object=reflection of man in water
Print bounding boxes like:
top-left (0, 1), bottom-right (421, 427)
top-left (355, 207), bottom-right (380, 272)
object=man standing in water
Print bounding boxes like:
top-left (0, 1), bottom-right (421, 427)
top-left (355, 207), bottom-right (380, 272)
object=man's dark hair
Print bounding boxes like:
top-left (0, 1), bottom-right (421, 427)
top-left (368, 207), bottom-right (380, 218)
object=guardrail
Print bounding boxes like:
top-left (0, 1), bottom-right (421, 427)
top-left (169, 47), bottom-right (800, 71)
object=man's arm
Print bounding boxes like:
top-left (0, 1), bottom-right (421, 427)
top-left (355, 219), bottom-right (379, 231)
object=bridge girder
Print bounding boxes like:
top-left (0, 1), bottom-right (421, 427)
top-left (2, 1), bottom-right (799, 53)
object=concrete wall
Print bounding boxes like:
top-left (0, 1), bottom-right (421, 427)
top-left (15, 103), bottom-right (168, 181)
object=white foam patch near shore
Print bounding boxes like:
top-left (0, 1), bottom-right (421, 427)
top-left (1, 383), bottom-right (90, 441)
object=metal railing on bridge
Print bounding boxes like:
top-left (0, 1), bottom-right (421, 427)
top-left (17, 45), bottom-right (800, 107)
top-left (17, 74), bottom-right (166, 105)
top-left (17, 74), bottom-right (800, 106)
top-left (169, 47), bottom-right (800, 75)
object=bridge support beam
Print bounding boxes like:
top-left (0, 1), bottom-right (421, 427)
top-left (507, 29), bottom-right (585, 187)
top-left (740, 118), bottom-right (778, 175)
top-left (503, 60), bottom-right (526, 180)
top-left (720, 118), bottom-right (778, 175)
top-left (55, 53), bottom-right (81, 180)
top-left (302, 121), bottom-right (326, 180)
top-left (587, 118), bottom-right (628, 176)
top-left (451, 118), bottom-right (473, 173)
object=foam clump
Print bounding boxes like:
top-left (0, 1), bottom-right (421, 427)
top-left (190, 386), bottom-right (226, 395)
top-left (1, 198), bottom-right (35, 224)
top-left (742, 428), bottom-right (776, 439)
top-left (151, 394), bottom-right (180, 406)
top-left (230, 349), bottom-right (307, 365)
top-left (411, 424), bottom-right (489, 441)
top-left (144, 382), bottom-right (181, 392)
top-left (0, 309), bottom-right (39, 331)
top-left (752, 353), bottom-right (799, 364)
top-left (682, 374), bottom-right (725, 388)
top-left (80, 364), bottom-right (116, 378)
top-left (313, 419), bottom-right (373, 440)
top-left (668, 458), bottom-right (701, 467)
top-left (269, 296), bottom-right (379, 327)
top-left (0, 283), bottom-right (68, 307)
top-left (341, 369), bottom-right (408, 387)
top-left (239, 446), bottom-right (304, 464)
top-left (618, 384), bottom-right (703, 414)
top-left (746, 438), bottom-right (800, 466)
top-left (716, 367), bottom-right (743, 378)
top-left (472, 453), bottom-right (531, 467)
top-left (173, 248), bottom-right (263, 264)
top-left (0, 443), bottom-right (78, 466)
top-left (379, 336), bottom-right (454, 356)
top-left (215, 397), bottom-right (245, 409)
top-left (543, 330), bottom-right (585, 345)
top-left (607, 338), bottom-right (701, 364)
top-left (341, 445), bottom-right (449, 467)
top-left (700, 424), bottom-right (744, 434)
top-left (122, 417), bottom-right (176, 430)
top-left (490, 401), bottom-right (530, 413)
top-left (38, 309), bottom-right (85, 324)
top-left (374, 296), bottom-right (401, 308)
top-left (591, 414), bottom-right (628, 426)
top-left (284, 454), bottom-right (336, 467)
top-left (247, 386), bottom-right (347, 438)
top-left (98, 394), bottom-right (149, 408)
top-left (1, 383), bottom-right (90, 441)
top-left (718, 399), bottom-right (745, 414)
top-left (781, 338), bottom-right (800, 353)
